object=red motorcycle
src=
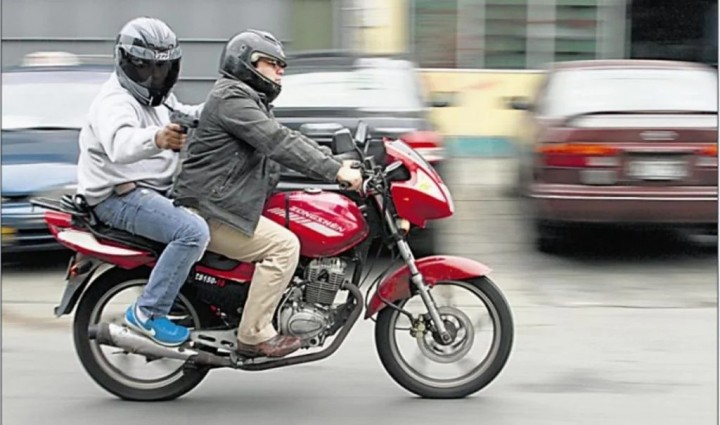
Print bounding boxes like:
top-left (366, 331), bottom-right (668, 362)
top-left (32, 123), bottom-right (513, 401)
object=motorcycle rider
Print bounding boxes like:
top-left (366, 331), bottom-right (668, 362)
top-left (77, 17), bottom-right (209, 346)
top-left (172, 29), bottom-right (362, 358)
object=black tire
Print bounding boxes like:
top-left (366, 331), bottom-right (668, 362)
top-left (535, 220), bottom-right (565, 254)
top-left (73, 267), bottom-right (213, 401)
top-left (374, 277), bottom-right (513, 399)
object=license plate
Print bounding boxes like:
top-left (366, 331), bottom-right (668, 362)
top-left (627, 159), bottom-right (687, 181)
top-left (1, 226), bottom-right (16, 245)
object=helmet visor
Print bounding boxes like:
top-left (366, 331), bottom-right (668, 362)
top-left (250, 52), bottom-right (287, 69)
top-left (118, 47), bottom-right (181, 91)
top-left (117, 37), bottom-right (182, 61)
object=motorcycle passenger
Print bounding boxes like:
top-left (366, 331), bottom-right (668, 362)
top-left (76, 17), bottom-right (209, 346)
top-left (172, 29), bottom-right (362, 358)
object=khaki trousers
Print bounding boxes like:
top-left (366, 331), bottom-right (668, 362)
top-left (206, 217), bottom-right (300, 345)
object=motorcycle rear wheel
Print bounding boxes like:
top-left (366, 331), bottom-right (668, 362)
top-left (73, 267), bottom-right (214, 401)
top-left (374, 277), bottom-right (513, 398)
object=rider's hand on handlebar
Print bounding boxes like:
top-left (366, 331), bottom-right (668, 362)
top-left (155, 123), bottom-right (186, 151)
top-left (336, 164), bottom-right (363, 191)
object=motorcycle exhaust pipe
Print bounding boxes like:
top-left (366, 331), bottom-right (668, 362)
top-left (89, 322), bottom-right (233, 368)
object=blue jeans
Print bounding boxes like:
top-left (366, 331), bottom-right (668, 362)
top-left (93, 188), bottom-right (210, 318)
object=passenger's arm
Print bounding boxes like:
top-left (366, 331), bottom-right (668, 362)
top-left (93, 93), bottom-right (163, 164)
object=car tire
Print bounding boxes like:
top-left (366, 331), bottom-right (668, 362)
top-left (535, 221), bottom-right (565, 254)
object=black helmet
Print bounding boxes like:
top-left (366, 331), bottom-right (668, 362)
top-left (114, 17), bottom-right (182, 107)
top-left (219, 29), bottom-right (287, 103)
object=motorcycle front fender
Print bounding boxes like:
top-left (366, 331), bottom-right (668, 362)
top-left (364, 255), bottom-right (492, 319)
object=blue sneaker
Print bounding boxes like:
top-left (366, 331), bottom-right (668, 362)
top-left (124, 304), bottom-right (190, 347)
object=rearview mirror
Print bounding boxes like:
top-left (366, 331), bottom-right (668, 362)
top-left (354, 122), bottom-right (368, 144)
top-left (331, 129), bottom-right (356, 154)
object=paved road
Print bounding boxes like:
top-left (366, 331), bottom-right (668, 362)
top-left (2, 159), bottom-right (717, 425)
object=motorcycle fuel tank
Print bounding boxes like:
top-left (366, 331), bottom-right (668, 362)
top-left (263, 189), bottom-right (369, 258)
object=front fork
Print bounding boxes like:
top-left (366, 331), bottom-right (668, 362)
top-left (378, 195), bottom-right (452, 344)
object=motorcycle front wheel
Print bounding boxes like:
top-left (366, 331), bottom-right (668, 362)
top-left (73, 267), bottom-right (214, 401)
top-left (374, 277), bottom-right (513, 398)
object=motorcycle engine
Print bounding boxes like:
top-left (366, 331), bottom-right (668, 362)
top-left (278, 258), bottom-right (348, 346)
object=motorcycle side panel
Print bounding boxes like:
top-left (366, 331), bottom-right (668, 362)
top-left (364, 255), bottom-right (492, 318)
top-left (194, 262), bottom-right (254, 282)
top-left (264, 191), bottom-right (370, 258)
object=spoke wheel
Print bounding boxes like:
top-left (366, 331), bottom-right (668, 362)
top-left (73, 267), bottom-right (213, 401)
top-left (375, 277), bottom-right (513, 398)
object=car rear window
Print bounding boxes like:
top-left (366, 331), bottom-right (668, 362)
top-left (541, 68), bottom-right (718, 117)
top-left (274, 68), bottom-right (423, 111)
top-left (2, 71), bottom-right (107, 130)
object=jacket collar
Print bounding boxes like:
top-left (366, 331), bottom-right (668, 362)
top-left (221, 76), bottom-right (272, 109)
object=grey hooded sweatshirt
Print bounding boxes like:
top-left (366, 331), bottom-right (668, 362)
top-left (77, 73), bottom-right (201, 206)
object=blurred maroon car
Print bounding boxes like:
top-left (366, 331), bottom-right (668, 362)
top-left (511, 60), bottom-right (718, 251)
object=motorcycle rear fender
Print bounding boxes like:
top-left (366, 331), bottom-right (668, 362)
top-left (54, 256), bottom-right (109, 317)
top-left (364, 255), bottom-right (492, 319)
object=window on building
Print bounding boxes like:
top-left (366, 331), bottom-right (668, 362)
top-left (410, 0), bottom-right (607, 69)
top-left (483, 0), bottom-right (529, 68)
top-left (411, 0), bottom-right (459, 68)
top-left (629, 0), bottom-right (717, 66)
top-left (554, 0), bottom-right (599, 62)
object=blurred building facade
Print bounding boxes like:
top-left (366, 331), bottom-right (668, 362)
top-left (1, 0), bottom-right (355, 102)
top-left (2, 0), bottom-right (716, 154)
top-left (350, 0), bottom-right (718, 155)
top-left (2, 0), bottom-right (716, 99)
top-left (404, 0), bottom-right (717, 69)
top-left (348, 0), bottom-right (717, 67)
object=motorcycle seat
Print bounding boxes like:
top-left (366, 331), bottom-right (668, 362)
top-left (91, 222), bottom-right (167, 255)
top-left (39, 195), bottom-right (242, 270)
top-left (91, 224), bottom-right (242, 270)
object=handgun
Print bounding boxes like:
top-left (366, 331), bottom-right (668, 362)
top-left (164, 104), bottom-right (199, 152)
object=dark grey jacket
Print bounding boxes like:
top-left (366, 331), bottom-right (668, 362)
top-left (172, 77), bottom-right (342, 236)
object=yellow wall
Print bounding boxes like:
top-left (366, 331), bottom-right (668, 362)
top-left (358, 3), bottom-right (546, 141)
top-left (359, 0), bottom-right (407, 55)
top-left (420, 70), bottom-right (546, 139)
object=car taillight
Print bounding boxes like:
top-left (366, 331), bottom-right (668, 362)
top-left (697, 145), bottom-right (718, 167)
top-left (539, 143), bottom-right (619, 168)
top-left (400, 131), bottom-right (444, 163)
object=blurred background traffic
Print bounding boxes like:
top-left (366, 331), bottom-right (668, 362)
top-left (1, 0), bottom-right (717, 255)
top-left (1, 1), bottom-right (718, 424)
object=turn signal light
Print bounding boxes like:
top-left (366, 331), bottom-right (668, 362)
top-left (699, 145), bottom-right (718, 156)
top-left (698, 144), bottom-right (718, 167)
